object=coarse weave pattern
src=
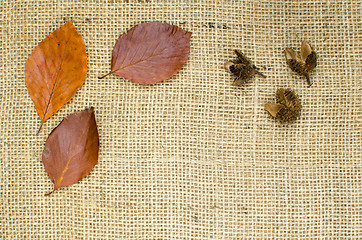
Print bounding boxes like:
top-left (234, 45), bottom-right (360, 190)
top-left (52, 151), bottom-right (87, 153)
top-left (1, 0), bottom-right (361, 239)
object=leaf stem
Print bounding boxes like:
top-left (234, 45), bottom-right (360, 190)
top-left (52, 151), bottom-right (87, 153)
top-left (45, 189), bottom-right (55, 196)
top-left (305, 75), bottom-right (312, 87)
top-left (98, 71), bottom-right (113, 79)
top-left (36, 121), bottom-right (44, 135)
top-left (256, 70), bottom-right (266, 78)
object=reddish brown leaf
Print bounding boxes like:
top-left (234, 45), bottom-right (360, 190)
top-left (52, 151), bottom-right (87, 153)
top-left (25, 21), bottom-right (87, 134)
top-left (42, 108), bottom-right (99, 195)
top-left (99, 21), bottom-right (191, 84)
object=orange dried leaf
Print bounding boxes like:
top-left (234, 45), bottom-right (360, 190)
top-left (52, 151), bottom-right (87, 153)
top-left (25, 21), bottom-right (87, 134)
top-left (99, 21), bottom-right (191, 84)
top-left (42, 108), bottom-right (99, 195)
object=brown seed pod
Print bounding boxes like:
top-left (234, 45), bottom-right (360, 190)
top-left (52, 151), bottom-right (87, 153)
top-left (265, 88), bottom-right (301, 123)
top-left (225, 50), bottom-right (266, 86)
top-left (284, 41), bottom-right (317, 87)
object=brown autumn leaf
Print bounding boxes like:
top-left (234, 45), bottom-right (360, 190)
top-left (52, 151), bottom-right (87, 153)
top-left (25, 21), bottom-right (87, 134)
top-left (99, 21), bottom-right (191, 84)
top-left (42, 108), bottom-right (99, 195)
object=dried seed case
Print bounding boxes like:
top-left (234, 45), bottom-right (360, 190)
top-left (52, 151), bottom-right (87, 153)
top-left (265, 88), bottom-right (302, 123)
top-left (284, 41), bottom-right (317, 86)
top-left (225, 50), bottom-right (266, 86)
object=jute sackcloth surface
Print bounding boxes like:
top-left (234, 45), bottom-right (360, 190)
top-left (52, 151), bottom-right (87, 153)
top-left (1, 0), bottom-right (361, 239)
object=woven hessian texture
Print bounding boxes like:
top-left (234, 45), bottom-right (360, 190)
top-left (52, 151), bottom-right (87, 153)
top-left (1, 0), bottom-right (361, 239)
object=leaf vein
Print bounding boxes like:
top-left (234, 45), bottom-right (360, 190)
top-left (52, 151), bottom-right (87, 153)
top-left (41, 37), bottom-right (70, 121)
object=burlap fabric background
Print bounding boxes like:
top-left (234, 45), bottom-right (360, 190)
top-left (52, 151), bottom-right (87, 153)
top-left (1, 0), bottom-right (361, 239)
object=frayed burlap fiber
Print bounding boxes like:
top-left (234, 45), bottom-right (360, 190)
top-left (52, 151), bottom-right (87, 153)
top-left (1, 1), bottom-right (361, 239)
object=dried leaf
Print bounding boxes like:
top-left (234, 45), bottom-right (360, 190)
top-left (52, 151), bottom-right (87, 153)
top-left (224, 50), bottom-right (266, 86)
top-left (265, 88), bottom-right (301, 123)
top-left (284, 41), bottom-right (317, 86)
top-left (25, 21), bottom-right (87, 134)
top-left (42, 108), bottom-right (99, 195)
top-left (99, 21), bottom-right (192, 84)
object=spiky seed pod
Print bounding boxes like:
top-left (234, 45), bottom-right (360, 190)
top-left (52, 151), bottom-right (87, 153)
top-left (265, 88), bottom-right (301, 123)
top-left (224, 50), bottom-right (266, 86)
top-left (284, 41), bottom-right (317, 86)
